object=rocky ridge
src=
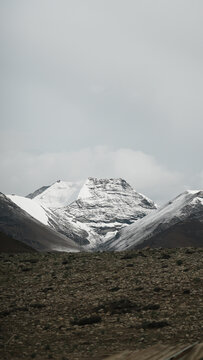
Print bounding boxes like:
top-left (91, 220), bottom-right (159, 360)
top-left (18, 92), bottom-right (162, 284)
top-left (8, 178), bottom-right (157, 249)
top-left (5, 179), bottom-right (203, 252)
top-left (0, 193), bottom-right (80, 252)
top-left (102, 190), bottom-right (203, 251)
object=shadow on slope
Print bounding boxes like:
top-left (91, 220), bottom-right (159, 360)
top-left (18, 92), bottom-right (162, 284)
top-left (0, 193), bottom-right (80, 252)
top-left (0, 231), bottom-right (36, 253)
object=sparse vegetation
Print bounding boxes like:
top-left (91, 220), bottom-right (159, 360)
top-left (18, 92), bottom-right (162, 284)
top-left (0, 248), bottom-right (202, 359)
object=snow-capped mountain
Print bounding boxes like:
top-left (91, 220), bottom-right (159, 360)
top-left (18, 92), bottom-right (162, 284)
top-left (102, 190), bottom-right (203, 251)
top-left (7, 178), bottom-right (157, 249)
top-left (6, 177), bottom-right (202, 252)
top-left (54, 177), bottom-right (157, 248)
top-left (0, 193), bottom-right (80, 252)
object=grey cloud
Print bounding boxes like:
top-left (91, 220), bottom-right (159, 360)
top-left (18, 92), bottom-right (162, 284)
top-left (0, 1), bottom-right (202, 199)
top-left (0, 147), bottom-right (193, 204)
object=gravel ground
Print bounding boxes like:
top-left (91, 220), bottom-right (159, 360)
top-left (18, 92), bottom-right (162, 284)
top-left (0, 248), bottom-right (202, 359)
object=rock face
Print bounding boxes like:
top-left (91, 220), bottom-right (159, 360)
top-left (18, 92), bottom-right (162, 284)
top-left (0, 193), bottom-right (80, 252)
top-left (32, 177), bottom-right (155, 248)
top-left (27, 185), bottom-right (50, 199)
top-left (54, 178), bottom-right (157, 248)
top-left (103, 190), bottom-right (203, 251)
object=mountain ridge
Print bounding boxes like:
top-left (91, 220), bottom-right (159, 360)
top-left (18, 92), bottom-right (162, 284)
top-left (28, 180), bottom-right (83, 209)
top-left (4, 179), bottom-right (203, 251)
top-left (0, 193), bottom-right (80, 252)
top-left (102, 190), bottom-right (203, 251)
top-left (50, 177), bottom-right (157, 248)
top-left (7, 177), bottom-right (157, 249)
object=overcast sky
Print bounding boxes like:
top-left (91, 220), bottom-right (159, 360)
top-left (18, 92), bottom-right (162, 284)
top-left (1, 0), bottom-right (203, 203)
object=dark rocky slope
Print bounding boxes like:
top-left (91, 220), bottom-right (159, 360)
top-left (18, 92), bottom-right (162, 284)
top-left (0, 193), bottom-right (80, 252)
top-left (0, 231), bottom-right (36, 253)
top-left (134, 219), bottom-right (203, 249)
top-left (103, 190), bottom-right (203, 251)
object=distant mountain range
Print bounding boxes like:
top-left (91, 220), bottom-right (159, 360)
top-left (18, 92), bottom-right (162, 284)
top-left (0, 178), bottom-right (202, 252)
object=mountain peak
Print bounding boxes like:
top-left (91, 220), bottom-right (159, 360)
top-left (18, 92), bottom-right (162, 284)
top-left (59, 177), bottom-right (157, 248)
top-left (86, 177), bottom-right (131, 186)
top-left (19, 178), bottom-right (157, 248)
top-left (77, 177), bottom-right (133, 201)
top-left (29, 180), bottom-right (83, 209)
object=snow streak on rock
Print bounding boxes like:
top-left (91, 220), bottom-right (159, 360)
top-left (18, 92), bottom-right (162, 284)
top-left (103, 190), bottom-right (203, 251)
top-left (54, 178), bottom-right (157, 248)
top-left (7, 178), bottom-right (157, 249)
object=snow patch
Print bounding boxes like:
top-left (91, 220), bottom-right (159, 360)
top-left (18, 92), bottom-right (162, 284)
top-left (34, 180), bottom-right (83, 208)
top-left (7, 195), bottom-right (49, 225)
top-left (77, 179), bottom-right (92, 200)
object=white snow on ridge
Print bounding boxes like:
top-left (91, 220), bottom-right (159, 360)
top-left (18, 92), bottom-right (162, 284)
top-left (7, 195), bottom-right (49, 225)
top-left (107, 190), bottom-right (203, 251)
top-left (77, 179), bottom-right (92, 200)
top-left (34, 180), bottom-right (83, 208)
top-left (6, 178), bottom-right (202, 252)
top-left (191, 196), bottom-right (203, 205)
